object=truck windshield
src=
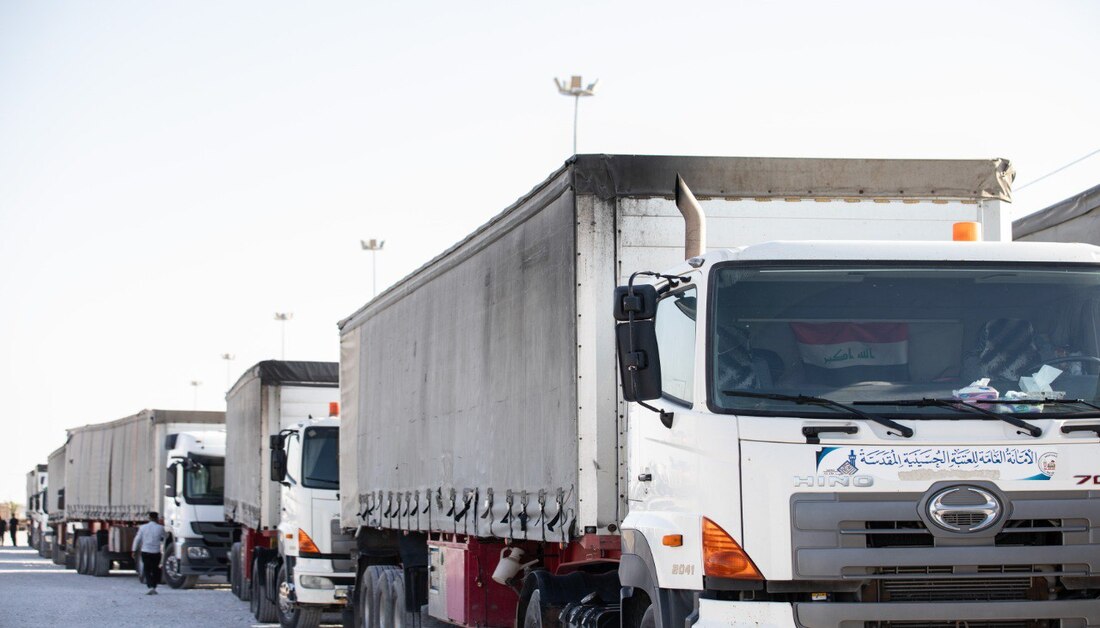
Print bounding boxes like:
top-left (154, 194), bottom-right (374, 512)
top-left (184, 456), bottom-right (224, 505)
top-left (709, 262), bottom-right (1100, 417)
top-left (301, 427), bottom-right (339, 490)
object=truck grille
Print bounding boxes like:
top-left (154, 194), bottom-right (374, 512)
top-left (863, 520), bottom-right (1068, 549)
top-left (876, 566), bottom-right (1035, 602)
top-left (191, 522), bottom-right (235, 549)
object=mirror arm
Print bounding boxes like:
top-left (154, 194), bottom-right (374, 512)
top-left (636, 401), bottom-right (674, 428)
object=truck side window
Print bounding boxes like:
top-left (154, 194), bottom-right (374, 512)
top-left (655, 287), bottom-right (697, 404)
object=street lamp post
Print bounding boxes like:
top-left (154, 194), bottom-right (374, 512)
top-left (221, 353), bottom-right (235, 391)
top-left (360, 239), bottom-right (385, 298)
top-left (274, 312), bottom-right (293, 359)
top-left (554, 75), bottom-right (598, 155)
top-left (190, 380), bottom-right (202, 410)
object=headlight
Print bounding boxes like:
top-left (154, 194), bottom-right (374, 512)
top-left (186, 546), bottom-right (210, 560)
top-left (300, 575), bottom-right (335, 590)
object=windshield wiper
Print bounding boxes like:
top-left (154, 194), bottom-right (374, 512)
top-left (722, 390), bottom-right (914, 438)
top-left (975, 398), bottom-right (1100, 414)
top-left (854, 398), bottom-right (1042, 437)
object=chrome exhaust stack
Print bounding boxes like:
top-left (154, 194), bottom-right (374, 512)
top-left (675, 174), bottom-right (706, 260)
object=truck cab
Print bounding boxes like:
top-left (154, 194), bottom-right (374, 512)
top-left (616, 239), bottom-right (1100, 627)
top-left (268, 412), bottom-right (354, 627)
top-left (162, 430), bottom-right (234, 588)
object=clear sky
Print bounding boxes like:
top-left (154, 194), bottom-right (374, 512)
top-left (1, 1), bottom-right (1098, 503)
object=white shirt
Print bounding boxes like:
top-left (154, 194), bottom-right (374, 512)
top-left (132, 521), bottom-right (165, 554)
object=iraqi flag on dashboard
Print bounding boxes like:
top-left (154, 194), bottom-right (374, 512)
top-left (790, 322), bottom-right (910, 386)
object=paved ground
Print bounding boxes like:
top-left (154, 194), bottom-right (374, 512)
top-left (0, 531), bottom-right (342, 627)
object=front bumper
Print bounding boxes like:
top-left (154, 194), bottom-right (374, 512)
top-left (292, 570), bottom-right (355, 606)
top-left (178, 539), bottom-right (229, 576)
top-left (693, 598), bottom-right (1100, 628)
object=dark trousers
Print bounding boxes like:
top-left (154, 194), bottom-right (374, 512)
top-left (9, 530), bottom-right (14, 546)
top-left (141, 552), bottom-right (162, 589)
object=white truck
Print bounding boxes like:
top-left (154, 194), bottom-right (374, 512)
top-left (25, 464), bottom-right (49, 554)
top-left (224, 360), bottom-right (353, 628)
top-left (161, 429), bottom-right (234, 588)
top-left (47, 408), bottom-right (230, 585)
top-left (339, 155), bottom-right (1099, 628)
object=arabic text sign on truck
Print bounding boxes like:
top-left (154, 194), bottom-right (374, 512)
top-left (334, 155), bottom-right (1088, 628)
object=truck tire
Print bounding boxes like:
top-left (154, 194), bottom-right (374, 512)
top-left (385, 568), bottom-right (417, 628)
top-left (93, 545), bottom-right (111, 577)
top-left (238, 544), bottom-right (251, 602)
top-left (253, 556), bottom-right (278, 623)
top-left (51, 538), bottom-right (65, 565)
top-left (357, 565), bottom-right (388, 628)
top-left (163, 553), bottom-right (198, 589)
top-left (229, 542), bottom-right (240, 597)
top-left (523, 589), bottom-right (547, 628)
top-left (276, 564), bottom-right (323, 628)
top-left (76, 537), bottom-right (89, 575)
top-left (65, 542), bottom-right (76, 570)
top-left (378, 570), bottom-right (396, 628)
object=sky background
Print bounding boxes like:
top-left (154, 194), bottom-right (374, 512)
top-left (1, 0), bottom-right (1098, 503)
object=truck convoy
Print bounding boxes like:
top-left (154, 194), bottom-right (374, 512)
top-left (223, 360), bottom-right (351, 628)
top-left (25, 464), bottom-right (48, 554)
top-left (338, 156), bottom-right (1099, 628)
top-left (45, 408), bottom-right (229, 587)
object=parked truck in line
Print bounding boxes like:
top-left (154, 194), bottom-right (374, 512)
top-left (47, 443), bottom-right (68, 566)
top-left (338, 155), bottom-right (1099, 628)
top-left (25, 464), bottom-right (49, 554)
top-left (224, 360), bottom-right (352, 628)
top-left (47, 408), bottom-right (230, 586)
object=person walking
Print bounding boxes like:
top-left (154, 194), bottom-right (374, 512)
top-left (131, 511), bottom-right (165, 595)
top-left (7, 516), bottom-right (16, 546)
top-left (0, 516), bottom-right (7, 546)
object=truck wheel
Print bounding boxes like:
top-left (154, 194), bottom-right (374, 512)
top-left (76, 537), bottom-right (88, 575)
top-left (229, 542), bottom-right (240, 597)
top-left (163, 554), bottom-right (197, 589)
top-left (357, 565), bottom-right (388, 628)
top-left (276, 564), bottom-right (323, 628)
top-left (93, 545), bottom-right (111, 577)
top-left (523, 589), bottom-right (549, 628)
top-left (386, 568), bottom-right (417, 628)
top-left (136, 552), bottom-right (146, 583)
top-left (64, 541), bottom-right (76, 570)
top-left (378, 570), bottom-right (396, 628)
top-left (51, 537), bottom-right (64, 565)
top-left (238, 544), bottom-right (251, 602)
top-left (254, 556), bottom-right (278, 623)
top-left (250, 558), bottom-right (262, 617)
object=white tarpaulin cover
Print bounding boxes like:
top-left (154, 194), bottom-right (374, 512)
top-left (63, 409), bottom-right (224, 523)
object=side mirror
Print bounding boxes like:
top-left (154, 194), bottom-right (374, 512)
top-left (269, 434), bottom-right (282, 450)
top-left (165, 462), bottom-right (178, 498)
top-left (164, 434), bottom-right (179, 450)
top-left (613, 285), bottom-right (658, 321)
top-left (616, 319), bottom-right (662, 401)
top-left (271, 449), bottom-right (288, 483)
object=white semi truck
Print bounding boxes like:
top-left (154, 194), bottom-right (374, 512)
top-left (338, 155), bottom-right (1098, 627)
top-left (25, 464), bottom-right (48, 554)
top-left (47, 408), bottom-right (231, 586)
top-left (224, 360), bottom-right (353, 628)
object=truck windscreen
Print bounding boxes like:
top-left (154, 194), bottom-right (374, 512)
top-left (301, 427), bottom-right (339, 490)
top-left (184, 456), bottom-right (225, 505)
top-left (709, 263), bottom-right (1100, 417)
